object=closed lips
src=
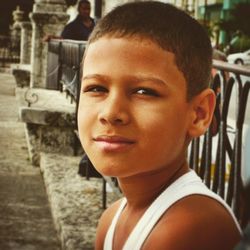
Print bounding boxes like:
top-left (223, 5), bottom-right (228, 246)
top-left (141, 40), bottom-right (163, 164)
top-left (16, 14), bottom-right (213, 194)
top-left (93, 135), bottom-right (135, 144)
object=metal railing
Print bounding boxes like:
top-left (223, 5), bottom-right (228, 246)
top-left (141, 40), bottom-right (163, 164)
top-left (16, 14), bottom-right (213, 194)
top-left (189, 60), bottom-right (250, 226)
top-left (0, 35), bottom-right (20, 67)
top-left (46, 40), bottom-right (250, 226)
top-left (47, 39), bottom-right (86, 97)
top-left (46, 38), bottom-right (86, 127)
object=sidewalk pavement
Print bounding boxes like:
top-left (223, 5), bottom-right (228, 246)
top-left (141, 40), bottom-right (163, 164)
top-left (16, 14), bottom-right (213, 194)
top-left (0, 72), bottom-right (60, 250)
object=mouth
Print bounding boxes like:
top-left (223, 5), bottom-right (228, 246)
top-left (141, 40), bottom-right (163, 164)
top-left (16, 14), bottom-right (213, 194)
top-left (93, 135), bottom-right (135, 152)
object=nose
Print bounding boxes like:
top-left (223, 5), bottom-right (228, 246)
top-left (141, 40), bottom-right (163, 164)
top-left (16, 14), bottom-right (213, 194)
top-left (98, 93), bottom-right (130, 126)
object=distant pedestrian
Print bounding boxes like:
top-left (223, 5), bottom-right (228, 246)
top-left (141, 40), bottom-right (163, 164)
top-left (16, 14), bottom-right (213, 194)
top-left (61, 0), bottom-right (95, 40)
top-left (43, 0), bottom-right (95, 42)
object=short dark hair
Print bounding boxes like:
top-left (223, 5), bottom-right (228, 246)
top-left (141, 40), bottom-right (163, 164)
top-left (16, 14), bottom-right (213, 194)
top-left (88, 1), bottom-right (212, 100)
top-left (78, 0), bottom-right (90, 11)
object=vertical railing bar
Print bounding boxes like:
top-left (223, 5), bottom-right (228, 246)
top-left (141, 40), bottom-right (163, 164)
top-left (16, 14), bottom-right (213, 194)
top-left (212, 135), bottom-right (220, 193)
top-left (102, 178), bottom-right (107, 209)
top-left (58, 41), bottom-right (63, 91)
top-left (199, 134), bottom-right (206, 180)
top-left (204, 128), bottom-right (212, 188)
top-left (226, 138), bottom-right (235, 206)
top-left (189, 140), bottom-right (194, 169)
top-left (210, 73), bottom-right (221, 193)
top-left (218, 75), bottom-right (235, 198)
top-left (233, 82), bottom-right (250, 221)
top-left (226, 73), bottom-right (241, 206)
top-left (193, 137), bottom-right (200, 173)
top-left (216, 70), bottom-right (226, 198)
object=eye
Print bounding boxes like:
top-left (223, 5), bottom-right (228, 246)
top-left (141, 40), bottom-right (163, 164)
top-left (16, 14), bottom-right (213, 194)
top-left (134, 87), bottom-right (159, 97)
top-left (82, 84), bottom-right (108, 93)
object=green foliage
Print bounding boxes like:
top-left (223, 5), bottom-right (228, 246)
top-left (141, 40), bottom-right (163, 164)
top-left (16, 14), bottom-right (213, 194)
top-left (231, 3), bottom-right (250, 36)
top-left (219, 3), bottom-right (250, 37)
top-left (217, 3), bottom-right (250, 52)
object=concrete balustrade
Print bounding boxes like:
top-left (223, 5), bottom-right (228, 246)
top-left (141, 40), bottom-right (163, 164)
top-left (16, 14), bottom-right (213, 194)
top-left (20, 22), bottom-right (32, 64)
top-left (29, 0), bottom-right (69, 88)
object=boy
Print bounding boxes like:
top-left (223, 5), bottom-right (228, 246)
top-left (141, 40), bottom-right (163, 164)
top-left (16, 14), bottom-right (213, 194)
top-left (77, 2), bottom-right (242, 249)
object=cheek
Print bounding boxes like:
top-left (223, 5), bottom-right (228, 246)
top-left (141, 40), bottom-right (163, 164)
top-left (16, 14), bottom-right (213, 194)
top-left (141, 110), bottom-right (188, 150)
top-left (77, 103), bottom-right (93, 142)
top-left (77, 113), bottom-right (86, 147)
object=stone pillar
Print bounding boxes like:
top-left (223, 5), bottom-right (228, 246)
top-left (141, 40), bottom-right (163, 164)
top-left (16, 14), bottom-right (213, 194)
top-left (20, 22), bottom-right (32, 64)
top-left (11, 7), bottom-right (30, 88)
top-left (33, 0), bottom-right (68, 12)
top-left (29, 0), bottom-right (69, 88)
top-left (11, 6), bottom-right (24, 35)
top-left (11, 6), bottom-right (24, 60)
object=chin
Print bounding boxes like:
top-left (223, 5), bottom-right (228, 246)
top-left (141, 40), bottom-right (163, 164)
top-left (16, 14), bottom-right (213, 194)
top-left (93, 162), bottom-right (128, 178)
top-left (92, 162), bottom-right (116, 177)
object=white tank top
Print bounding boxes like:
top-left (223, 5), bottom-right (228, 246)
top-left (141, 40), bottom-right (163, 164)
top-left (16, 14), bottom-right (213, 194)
top-left (104, 170), bottom-right (242, 250)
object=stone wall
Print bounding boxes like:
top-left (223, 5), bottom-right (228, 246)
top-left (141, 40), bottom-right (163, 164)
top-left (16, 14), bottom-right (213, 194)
top-left (40, 153), bottom-right (121, 250)
top-left (16, 87), bottom-right (80, 166)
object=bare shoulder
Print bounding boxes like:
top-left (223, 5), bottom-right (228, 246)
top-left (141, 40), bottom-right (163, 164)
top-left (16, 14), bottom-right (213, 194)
top-left (144, 195), bottom-right (241, 250)
top-left (95, 198), bottom-right (124, 250)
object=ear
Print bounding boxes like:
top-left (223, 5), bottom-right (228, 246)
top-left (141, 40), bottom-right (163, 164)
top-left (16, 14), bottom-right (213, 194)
top-left (188, 88), bottom-right (216, 138)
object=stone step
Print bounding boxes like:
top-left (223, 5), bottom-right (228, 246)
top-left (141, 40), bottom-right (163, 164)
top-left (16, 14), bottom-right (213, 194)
top-left (40, 153), bottom-right (121, 250)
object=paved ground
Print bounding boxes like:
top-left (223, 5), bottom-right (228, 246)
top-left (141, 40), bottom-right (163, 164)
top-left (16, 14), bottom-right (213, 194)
top-left (0, 73), bottom-right (60, 250)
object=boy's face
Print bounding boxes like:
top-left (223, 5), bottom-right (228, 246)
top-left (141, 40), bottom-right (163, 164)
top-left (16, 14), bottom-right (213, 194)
top-left (78, 37), bottom-right (194, 178)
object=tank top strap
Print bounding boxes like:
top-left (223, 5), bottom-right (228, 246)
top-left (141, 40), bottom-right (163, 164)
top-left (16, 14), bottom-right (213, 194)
top-left (104, 198), bottom-right (127, 250)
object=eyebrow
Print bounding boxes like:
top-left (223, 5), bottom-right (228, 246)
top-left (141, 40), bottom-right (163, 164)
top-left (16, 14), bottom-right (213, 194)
top-left (82, 74), bottom-right (167, 86)
top-left (82, 74), bottom-right (109, 82)
top-left (131, 75), bottom-right (167, 86)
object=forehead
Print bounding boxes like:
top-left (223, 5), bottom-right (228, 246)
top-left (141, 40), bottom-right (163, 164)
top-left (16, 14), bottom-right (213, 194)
top-left (79, 2), bottom-right (90, 9)
top-left (83, 37), bottom-right (187, 93)
top-left (84, 36), bottom-right (174, 67)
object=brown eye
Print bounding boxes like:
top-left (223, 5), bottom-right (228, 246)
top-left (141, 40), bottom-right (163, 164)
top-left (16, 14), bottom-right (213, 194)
top-left (135, 88), bottom-right (159, 97)
top-left (83, 85), bottom-right (108, 93)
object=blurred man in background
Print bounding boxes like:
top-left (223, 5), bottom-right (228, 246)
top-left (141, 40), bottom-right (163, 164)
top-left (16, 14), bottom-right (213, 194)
top-left (61, 0), bottom-right (95, 40)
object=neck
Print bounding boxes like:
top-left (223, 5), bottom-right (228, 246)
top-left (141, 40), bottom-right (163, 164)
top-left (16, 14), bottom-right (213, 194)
top-left (79, 15), bottom-right (90, 22)
top-left (118, 160), bottom-right (189, 210)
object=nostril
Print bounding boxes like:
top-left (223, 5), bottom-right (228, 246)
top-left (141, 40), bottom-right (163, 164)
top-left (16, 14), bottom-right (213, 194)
top-left (98, 109), bottom-right (130, 126)
top-left (113, 118), bottom-right (123, 124)
top-left (99, 115), bottom-right (126, 125)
